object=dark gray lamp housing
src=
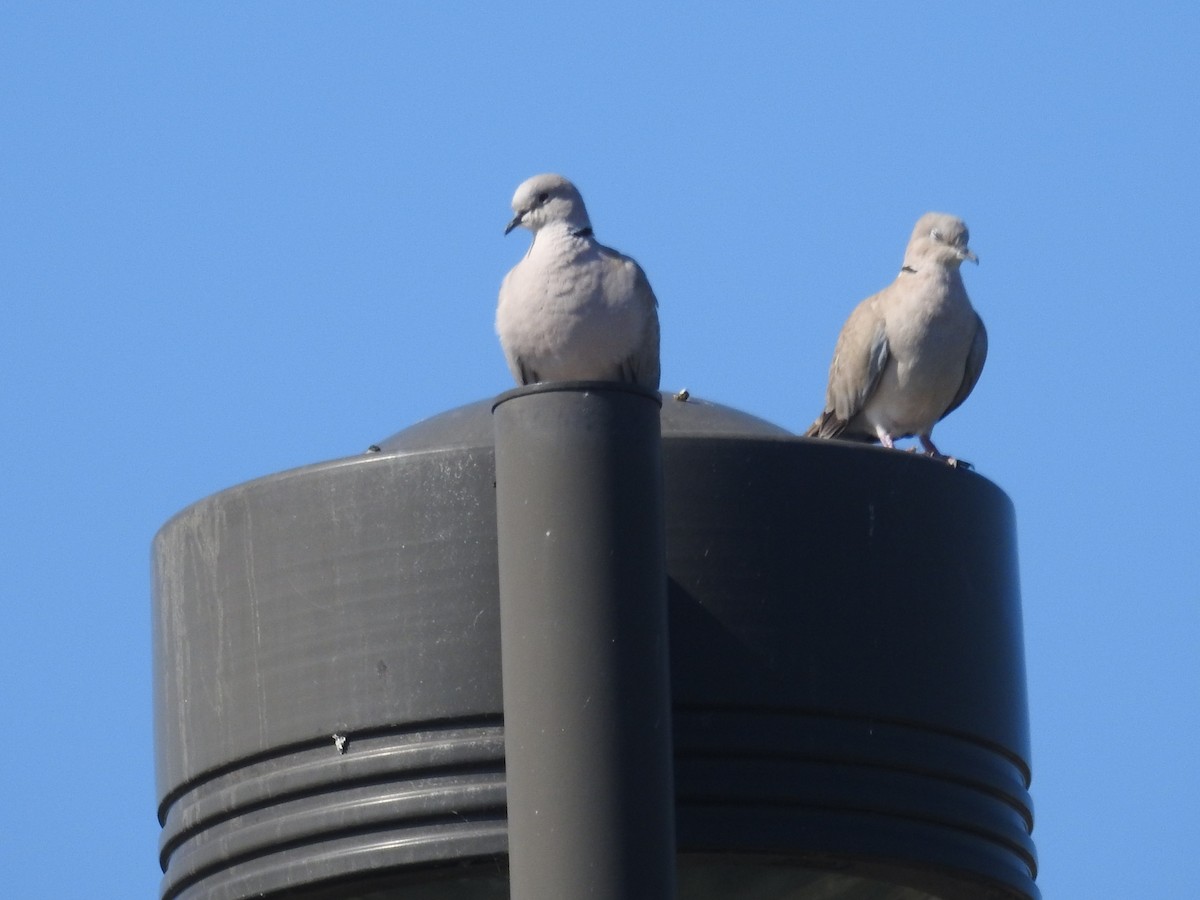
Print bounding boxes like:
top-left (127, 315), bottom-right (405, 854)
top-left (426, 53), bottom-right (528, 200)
top-left (153, 383), bottom-right (1037, 900)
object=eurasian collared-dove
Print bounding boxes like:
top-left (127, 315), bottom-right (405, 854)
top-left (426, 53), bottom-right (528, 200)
top-left (805, 212), bottom-right (987, 463)
top-left (496, 174), bottom-right (661, 390)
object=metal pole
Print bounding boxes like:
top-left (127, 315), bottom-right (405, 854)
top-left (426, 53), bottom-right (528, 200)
top-left (493, 381), bottom-right (676, 899)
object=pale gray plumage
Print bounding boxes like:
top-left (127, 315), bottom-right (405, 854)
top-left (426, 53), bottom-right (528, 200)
top-left (496, 174), bottom-right (661, 389)
top-left (805, 212), bottom-right (987, 461)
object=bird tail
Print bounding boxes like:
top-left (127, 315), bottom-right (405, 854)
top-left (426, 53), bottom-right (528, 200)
top-left (804, 412), bottom-right (876, 443)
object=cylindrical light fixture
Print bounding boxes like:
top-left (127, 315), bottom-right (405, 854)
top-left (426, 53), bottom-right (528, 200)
top-left (152, 392), bottom-right (1037, 900)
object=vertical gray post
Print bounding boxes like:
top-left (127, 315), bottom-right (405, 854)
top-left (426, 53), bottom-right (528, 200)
top-left (493, 381), bottom-right (676, 899)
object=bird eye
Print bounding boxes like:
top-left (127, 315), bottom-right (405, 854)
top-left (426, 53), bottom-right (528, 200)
top-left (536, 192), bottom-right (550, 204)
top-left (930, 228), bottom-right (943, 242)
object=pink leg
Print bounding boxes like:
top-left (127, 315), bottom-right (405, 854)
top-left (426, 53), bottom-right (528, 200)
top-left (875, 426), bottom-right (895, 449)
top-left (920, 434), bottom-right (969, 468)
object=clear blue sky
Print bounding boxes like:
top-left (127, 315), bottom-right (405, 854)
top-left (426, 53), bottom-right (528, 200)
top-left (2, 3), bottom-right (1197, 897)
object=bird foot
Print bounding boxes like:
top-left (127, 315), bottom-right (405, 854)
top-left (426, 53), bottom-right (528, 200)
top-left (923, 450), bottom-right (973, 470)
top-left (914, 438), bottom-right (973, 469)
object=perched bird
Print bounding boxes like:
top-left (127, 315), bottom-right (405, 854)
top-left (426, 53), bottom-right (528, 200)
top-left (805, 212), bottom-right (987, 463)
top-left (496, 174), bottom-right (661, 389)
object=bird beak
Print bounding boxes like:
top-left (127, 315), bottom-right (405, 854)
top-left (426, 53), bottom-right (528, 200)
top-left (961, 248), bottom-right (979, 265)
top-left (504, 210), bottom-right (527, 236)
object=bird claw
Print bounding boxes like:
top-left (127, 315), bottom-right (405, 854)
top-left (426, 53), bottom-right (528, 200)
top-left (907, 444), bottom-right (973, 470)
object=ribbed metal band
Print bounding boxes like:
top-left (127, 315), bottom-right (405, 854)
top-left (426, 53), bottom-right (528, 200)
top-left (159, 719), bottom-right (506, 900)
top-left (675, 707), bottom-right (1036, 898)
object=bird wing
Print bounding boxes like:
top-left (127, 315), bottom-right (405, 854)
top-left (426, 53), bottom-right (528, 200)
top-left (496, 269), bottom-right (532, 385)
top-left (601, 247), bottom-right (661, 391)
top-left (623, 263), bottom-right (661, 390)
top-left (939, 311), bottom-right (987, 420)
top-left (806, 293), bottom-right (890, 437)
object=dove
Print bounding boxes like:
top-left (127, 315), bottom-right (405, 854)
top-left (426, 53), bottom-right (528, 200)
top-left (805, 212), bottom-right (987, 463)
top-left (496, 174), bottom-right (661, 390)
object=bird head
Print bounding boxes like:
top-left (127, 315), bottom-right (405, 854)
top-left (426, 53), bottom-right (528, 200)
top-left (907, 212), bottom-right (979, 268)
top-left (505, 173), bottom-right (592, 236)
